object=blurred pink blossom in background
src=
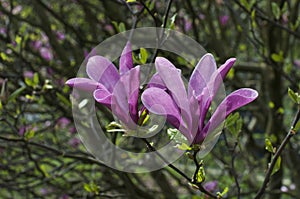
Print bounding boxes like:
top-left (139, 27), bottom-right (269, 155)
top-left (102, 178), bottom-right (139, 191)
top-left (68, 137), bottom-right (81, 148)
top-left (56, 117), bottom-right (71, 128)
top-left (219, 15), bottom-right (229, 26)
top-left (23, 71), bottom-right (34, 79)
top-left (39, 47), bottom-right (53, 61)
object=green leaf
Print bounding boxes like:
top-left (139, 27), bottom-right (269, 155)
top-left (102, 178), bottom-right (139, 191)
top-left (15, 35), bottom-right (22, 45)
top-left (268, 101), bottom-right (275, 109)
top-left (118, 22), bottom-right (126, 32)
top-left (25, 77), bottom-right (33, 87)
top-left (240, 0), bottom-right (250, 11)
top-left (251, 10), bottom-right (257, 28)
top-left (84, 182), bottom-right (100, 195)
top-left (84, 183), bottom-right (92, 192)
top-left (271, 156), bottom-right (281, 176)
top-left (25, 72), bottom-right (39, 88)
top-left (282, 1), bottom-right (288, 13)
top-left (227, 68), bottom-right (235, 79)
top-left (112, 22), bottom-right (126, 33)
top-left (8, 86), bottom-right (26, 102)
top-left (293, 121), bottom-right (300, 132)
top-left (271, 51), bottom-right (284, 62)
top-left (226, 112), bottom-right (239, 127)
top-left (195, 161), bottom-right (205, 183)
top-left (291, 16), bottom-right (300, 31)
top-left (167, 128), bottom-right (188, 143)
top-left (277, 107), bottom-right (284, 114)
top-left (40, 164), bottom-right (50, 177)
top-left (169, 14), bottom-right (177, 30)
top-left (139, 48), bottom-right (148, 64)
top-left (167, 128), bottom-right (179, 140)
top-left (25, 129), bottom-right (35, 140)
top-left (271, 2), bottom-right (281, 20)
top-left (176, 142), bottom-right (191, 151)
top-left (225, 113), bottom-right (242, 138)
top-left (217, 187), bottom-right (229, 198)
top-left (0, 79), bottom-right (6, 97)
top-left (265, 138), bottom-right (274, 153)
top-left (56, 92), bottom-right (71, 107)
top-left (288, 88), bottom-right (300, 104)
top-left (0, 52), bottom-right (7, 61)
top-left (126, 0), bottom-right (136, 2)
top-left (33, 72), bottom-right (39, 86)
top-left (106, 121), bottom-right (122, 131)
top-left (42, 79), bottom-right (53, 90)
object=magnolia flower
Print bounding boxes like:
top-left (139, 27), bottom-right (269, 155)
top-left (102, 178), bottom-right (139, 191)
top-left (66, 42), bottom-right (140, 130)
top-left (204, 180), bottom-right (218, 192)
top-left (40, 47), bottom-right (53, 61)
top-left (23, 71), bottom-right (34, 79)
top-left (142, 54), bottom-right (258, 144)
top-left (56, 31), bottom-right (65, 41)
top-left (219, 15), bottom-right (229, 26)
top-left (56, 117), bottom-right (71, 128)
top-left (31, 40), bottom-right (42, 50)
top-left (68, 137), bottom-right (81, 148)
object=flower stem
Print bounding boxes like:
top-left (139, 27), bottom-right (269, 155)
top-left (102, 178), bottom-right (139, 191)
top-left (141, 138), bottom-right (218, 199)
top-left (141, 138), bottom-right (190, 181)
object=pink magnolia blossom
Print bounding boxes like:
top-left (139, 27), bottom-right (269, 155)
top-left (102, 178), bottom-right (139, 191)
top-left (68, 137), bottom-right (81, 148)
top-left (39, 47), bottom-right (53, 61)
top-left (31, 40), bottom-right (43, 50)
top-left (66, 42), bottom-right (142, 130)
top-left (56, 31), bottom-right (65, 40)
top-left (219, 15), bottom-right (229, 26)
top-left (12, 5), bottom-right (22, 15)
top-left (142, 54), bottom-right (258, 144)
top-left (56, 117), bottom-right (71, 128)
top-left (23, 71), bottom-right (34, 79)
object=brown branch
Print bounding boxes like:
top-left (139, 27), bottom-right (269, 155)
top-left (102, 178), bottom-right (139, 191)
top-left (0, 135), bottom-right (107, 167)
top-left (142, 138), bottom-right (218, 199)
top-left (255, 106), bottom-right (300, 199)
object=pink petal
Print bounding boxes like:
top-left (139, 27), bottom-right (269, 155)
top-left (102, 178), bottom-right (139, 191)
top-left (147, 73), bottom-right (166, 90)
top-left (93, 88), bottom-right (112, 107)
top-left (198, 57), bottom-right (236, 131)
top-left (141, 87), bottom-right (181, 129)
top-left (119, 42), bottom-right (133, 75)
top-left (155, 57), bottom-right (191, 129)
top-left (197, 88), bottom-right (258, 144)
top-left (86, 56), bottom-right (119, 92)
top-left (110, 67), bottom-right (140, 129)
top-left (120, 66), bottom-right (140, 123)
top-left (188, 53), bottom-right (217, 97)
top-left (218, 58), bottom-right (236, 80)
top-left (40, 47), bottom-right (53, 61)
top-left (189, 93), bottom-right (201, 139)
top-left (65, 78), bottom-right (104, 92)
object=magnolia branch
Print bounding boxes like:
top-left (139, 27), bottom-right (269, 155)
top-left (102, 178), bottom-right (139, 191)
top-left (255, 106), bottom-right (300, 199)
top-left (141, 138), bottom-right (218, 199)
top-left (0, 135), bottom-right (106, 167)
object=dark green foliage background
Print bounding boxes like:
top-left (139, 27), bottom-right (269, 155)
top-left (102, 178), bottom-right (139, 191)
top-left (0, 0), bottom-right (300, 198)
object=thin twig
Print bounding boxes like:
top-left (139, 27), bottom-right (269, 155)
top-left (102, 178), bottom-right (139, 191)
top-left (192, 150), bottom-right (200, 183)
top-left (255, 106), bottom-right (300, 199)
top-left (141, 138), bottom-right (218, 199)
top-left (0, 135), bottom-right (107, 167)
top-left (223, 132), bottom-right (241, 198)
top-left (141, 138), bottom-right (190, 181)
top-left (231, 144), bottom-right (241, 199)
